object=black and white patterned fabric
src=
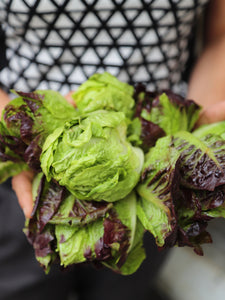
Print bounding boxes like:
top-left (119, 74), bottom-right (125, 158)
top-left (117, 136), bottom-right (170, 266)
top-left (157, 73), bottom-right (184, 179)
top-left (0, 0), bottom-right (208, 94)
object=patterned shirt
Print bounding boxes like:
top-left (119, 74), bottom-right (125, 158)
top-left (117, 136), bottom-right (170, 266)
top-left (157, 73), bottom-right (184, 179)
top-left (0, 0), bottom-right (208, 94)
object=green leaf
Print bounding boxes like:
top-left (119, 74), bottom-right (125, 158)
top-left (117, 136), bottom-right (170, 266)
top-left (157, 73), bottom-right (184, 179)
top-left (204, 207), bottom-right (225, 218)
top-left (72, 72), bottom-right (135, 118)
top-left (136, 136), bottom-right (180, 246)
top-left (193, 121), bottom-right (225, 140)
top-left (0, 161), bottom-right (28, 183)
top-left (140, 92), bottom-right (201, 135)
top-left (105, 220), bottom-right (146, 275)
top-left (56, 219), bottom-right (104, 266)
top-left (49, 195), bottom-right (113, 226)
top-left (173, 131), bottom-right (225, 191)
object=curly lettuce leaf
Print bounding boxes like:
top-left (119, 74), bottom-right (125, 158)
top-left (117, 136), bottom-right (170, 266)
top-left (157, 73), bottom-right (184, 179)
top-left (193, 120), bottom-right (225, 140)
top-left (133, 85), bottom-right (201, 150)
top-left (24, 174), bottom-right (65, 271)
top-left (41, 111), bottom-right (144, 202)
top-left (72, 72), bottom-right (135, 118)
top-left (148, 92), bottom-right (201, 134)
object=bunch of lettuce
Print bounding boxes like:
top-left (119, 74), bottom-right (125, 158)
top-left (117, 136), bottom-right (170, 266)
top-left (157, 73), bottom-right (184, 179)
top-left (30, 107), bottom-right (144, 273)
top-left (0, 73), bottom-right (146, 274)
top-left (0, 71), bottom-right (224, 274)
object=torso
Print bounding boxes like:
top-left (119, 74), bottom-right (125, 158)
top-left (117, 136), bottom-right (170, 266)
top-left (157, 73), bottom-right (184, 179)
top-left (0, 0), bottom-right (209, 93)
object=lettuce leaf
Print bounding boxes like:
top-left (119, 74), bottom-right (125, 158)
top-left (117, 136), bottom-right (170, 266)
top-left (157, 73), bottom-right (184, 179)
top-left (148, 92), bottom-right (200, 134)
top-left (193, 120), bottom-right (225, 140)
top-left (0, 161), bottom-right (28, 184)
top-left (119, 220), bottom-right (146, 275)
top-left (132, 85), bottom-right (201, 150)
top-left (173, 131), bottom-right (225, 191)
top-left (25, 173), bottom-right (145, 274)
top-left (136, 136), bottom-right (180, 247)
top-left (0, 90), bottom-right (78, 179)
top-left (56, 192), bottom-right (137, 270)
top-left (72, 72), bottom-right (135, 118)
top-left (49, 196), bottom-right (113, 226)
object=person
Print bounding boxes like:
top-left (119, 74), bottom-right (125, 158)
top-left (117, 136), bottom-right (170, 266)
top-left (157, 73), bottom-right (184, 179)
top-left (0, 1), bottom-right (225, 299)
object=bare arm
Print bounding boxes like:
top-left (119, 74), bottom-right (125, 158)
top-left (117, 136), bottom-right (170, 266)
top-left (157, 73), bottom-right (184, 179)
top-left (188, 0), bottom-right (225, 124)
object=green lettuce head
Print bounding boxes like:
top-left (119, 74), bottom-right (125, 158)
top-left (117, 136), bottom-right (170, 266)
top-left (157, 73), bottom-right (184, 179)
top-left (41, 110), bottom-right (144, 202)
top-left (72, 72), bottom-right (135, 118)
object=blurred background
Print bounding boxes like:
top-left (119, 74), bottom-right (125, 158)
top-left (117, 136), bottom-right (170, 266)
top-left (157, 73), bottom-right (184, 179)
top-left (154, 218), bottom-right (225, 300)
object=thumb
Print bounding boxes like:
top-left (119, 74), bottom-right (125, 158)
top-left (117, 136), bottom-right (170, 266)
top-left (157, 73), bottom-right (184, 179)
top-left (196, 101), bottom-right (225, 127)
top-left (12, 170), bottom-right (34, 218)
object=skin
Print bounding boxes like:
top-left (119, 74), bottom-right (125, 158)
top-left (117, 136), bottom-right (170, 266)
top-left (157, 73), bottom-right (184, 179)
top-left (188, 0), bottom-right (225, 125)
top-left (1, 0), bottom-right (225, 218)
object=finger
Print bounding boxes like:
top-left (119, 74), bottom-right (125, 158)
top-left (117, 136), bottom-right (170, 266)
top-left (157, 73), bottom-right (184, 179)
top-left (12, 170), bottom-right (34, 219)
top-left (196, 101), bottom-right (225, 127)
top-left (64, 91), bottom-right (76, 107)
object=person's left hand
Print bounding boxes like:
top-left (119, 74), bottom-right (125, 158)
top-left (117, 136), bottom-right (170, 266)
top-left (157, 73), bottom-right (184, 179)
top-left (196, 100), bottom-right (225, 127)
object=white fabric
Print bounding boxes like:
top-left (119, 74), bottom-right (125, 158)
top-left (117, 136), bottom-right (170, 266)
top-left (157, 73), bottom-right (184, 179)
top-left (0, 0), bottom-right (208, 94)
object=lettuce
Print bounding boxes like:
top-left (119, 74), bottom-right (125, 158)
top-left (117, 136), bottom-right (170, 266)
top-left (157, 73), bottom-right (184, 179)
top-left (1, 73), bottom-right (224, 273)
top-left (136, 136), bottom-right (180, 247)
top-left (41, 110), bottom-right (144, 202)
top-left (136, 122), bottom-right (225, 255)
top-left (72, 72), bottom-right (135, 118)
top-left (0, 90), bottom-right (78, 180)
top-left (173, 131), bottom-right (225, 191)
top-left (130, 85), bottom-right (201, 150)
top-left (24, 173), bottom-right (145, 274)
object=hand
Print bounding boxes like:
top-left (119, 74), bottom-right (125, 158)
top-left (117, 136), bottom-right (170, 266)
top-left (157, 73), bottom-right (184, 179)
top-left (196, 100), bottom-right (225, 127)
top-left (11, 91), bottom-right (75, 219)
top-left (12, 170), bottom-right (35, 218)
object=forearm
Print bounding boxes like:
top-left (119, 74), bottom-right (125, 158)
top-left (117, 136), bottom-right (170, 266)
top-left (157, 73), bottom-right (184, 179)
top-left (188, 35), bottom-right (225, 108)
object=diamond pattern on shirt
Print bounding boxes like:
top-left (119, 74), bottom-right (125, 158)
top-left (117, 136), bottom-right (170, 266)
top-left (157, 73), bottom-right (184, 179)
top-left (0, 0), bottom-right (208, 93)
